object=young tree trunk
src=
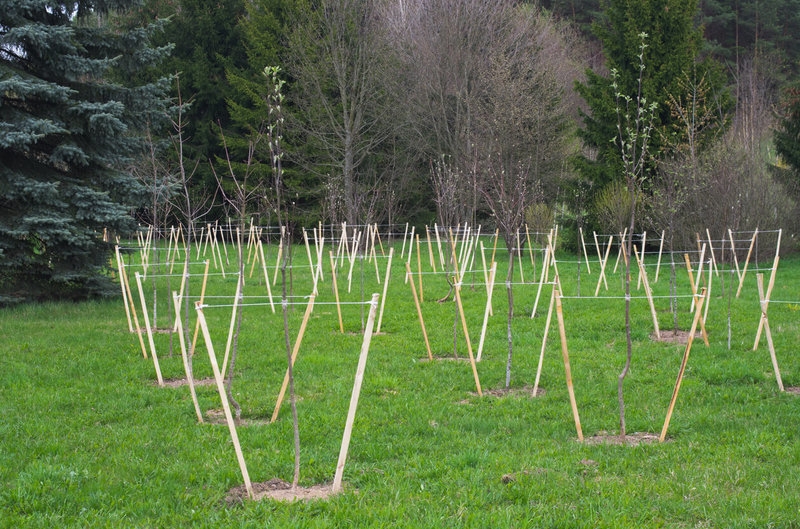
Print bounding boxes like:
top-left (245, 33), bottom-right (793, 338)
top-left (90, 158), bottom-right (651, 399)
top-left (619, 213), bottom-right (634, 442)
top-left (281, 250), bottom-right (301, 489)
top-left (225, 225), bottom-right (244, 419)
top-left (505, 247), bottom-right (515, 389)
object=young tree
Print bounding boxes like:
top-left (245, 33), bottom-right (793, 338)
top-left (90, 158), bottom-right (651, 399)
top-left (0, 1), bottom-right (170, 303)
top-left (610, 34), bottom-right (657, 442)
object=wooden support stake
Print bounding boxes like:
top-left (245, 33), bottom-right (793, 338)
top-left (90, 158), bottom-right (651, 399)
top-left (190, 260), bottom-right (211, 356)
top-left (272, 233), bottom-right (283, 286)
top-left (173, 292), bottom-right (203, 422)
top-left (634, 245), bottom-right (660, 339)
top-left (220, 276), bottom-right (242, 379)
top-left (426, 226), bottom-right (436, 271)
top-left (406, 262), bottom-right (432, 360)
top-left (516, 229), bottom-right (525, 283)
top-left (654, 230), bottom-right (665, 282)
top-left (416, 235), bottom-right (423, 303)
top-left (736, 229), bottom-right (758, 298)
top-left (728, 229), bottom-right (742, 281)
top-left (404, 226), bottom-right (415, 284)
top-left (756, 273), bottom-right (784, 391)
top-left (476, 262), bottom-right (498, 361)
top-left (595, 236), bottom-right (613, 296)
top-left (434, 223), bottom-right (445, 268)
top-left (706, 228), bottom-right (719, 276)
top-left (375, 248), bottom-right (394, 334)
top-left (400, 222), bottom-right (409, 259)
top-left (449, 239), bottom-right (482, 396)
top-left (613, 227), bottom-right (627, 274)
top-left (271, 295), bottom-right (316, 423)
top-left (526, 224), bottom-right (535, 269)
top-left (196, 304), bottom-right (253, 499)
top-left (258, 240), bottom-right (275, 313)
top-left (683, 255), bottom-right (710, 347)
top-left (533, 285), bottom-right (556, 395)
top-left (554, 289), bottom-right (583, 441)
top-left (115, 246), bottom-right (133, 332)
top-left (135, 272), bottom-right (163, 386)
top-left (491, 229), bottom-right (499, 265)
top-left (660, 288), bottom-right (706, 442)
top-left (303, 228), bottom-right (315, 282)
top-left (332, 293), bottom-right (379, 493)
top-left (579, 227), bottom-right (591, 273)
top-left (329, 252), bottom-right (344, 334)
top-left (637, 231), bottom-right (646, 290)
top-left (121, 258), bottom-right (148, 358)
top-left (754, 230), bottom-right (782, 349)
top-left (690, 243), bottom-right (706, 312)
top-left (531, 246), bottom-right (550, 318)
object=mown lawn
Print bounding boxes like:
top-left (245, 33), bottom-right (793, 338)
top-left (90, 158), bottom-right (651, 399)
top-left (1, 238), bottom-right (799, 528)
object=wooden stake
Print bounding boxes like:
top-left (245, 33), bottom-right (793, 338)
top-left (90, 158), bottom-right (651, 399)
top-left (728, 229), bottom-right (742, 281)
top-left (476, 262), bottom-right (497, 361)
top-left (375, 248), bottom-right (394, 334)
top-left (595, 236), bottom-right (613, 296)
top-left (526, 224), bottom-right (535, 269)
top-left (516, 229), bottom-right (525, 283)
top-left (654, 230), bottom-right (665, 282)
top-left (706, 228), bottom-right (719, 276)
top-left (196, 303), bottom-right (253, 499)
top-left (190, 260), bottom-right (211, 356)
top-left (533, 284), bottom-right (556, 396)
top-left (579, 227), bottom-right (591, 273)
top-left (426, 226), bottom-right (436, 271)
top-left (404, 226), bottom-right (415, 284)
top-left (135, 272), bottom-right (163, 386)
top-left (400, 222), bottom-right (409, 259)
top-left (271, 295), bottom-right (316, 423)
top-left (531, 246), bottom-right (550, 318)
top-left (329, 252), bottom-right (344, 333)
top-left (660, 287), bottom-right (706, 442)
top-left (332, 293), bottom-right (379, 493)
top-left (754, 230), bottom-right (781, 349)
top-left (690, 243), bottom-right (706, 312)
top-left (613, 227), bottom-right (627, 274)
top-left (121, 258), bottom-right (148, 359)
top-left (634, 245), bottom-right (660, 339)
top-left (406, 262), bottom-right (432, 360)
top-left (272, 233), bottom-right (283, 286)
top-left (434, 223), bottom-right (445, 268)
top-left (756, 273), bottom-right (784, 391)
top-left (554, 288), bottom-right (582, 441)
top-left (736, 229), bottom-right (758, 298)
top-left (449, 239), bottom-right (482, 396)
top-left (683, 254), bottom-right (710, 347)
top-left (303, 228), bottom-right (315, 282)
top-left (637, 231), bottom-right (646, 290)
top-left (220, 276), bottom-right (242, 379)
top-left (258, 240), bottom-right (275, 313)
top-left (173, 292), bottom-right (203, 423)
top-left (115, 246), bottom-right (133, 332)
top-left (491, 229), bottom-right (499, 264)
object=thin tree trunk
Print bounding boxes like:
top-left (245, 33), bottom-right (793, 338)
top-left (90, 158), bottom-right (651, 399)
top-left (282, 248), bottom-right (301, 489)
top-left (505, 247), bottom-right (515, 389)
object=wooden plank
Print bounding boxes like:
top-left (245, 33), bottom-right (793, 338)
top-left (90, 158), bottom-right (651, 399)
top-left (554, 288), bottom-right (583, 441)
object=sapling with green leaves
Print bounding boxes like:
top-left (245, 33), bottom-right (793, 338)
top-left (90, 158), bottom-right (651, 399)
top-left (611, 32), bottom-right (657, 442)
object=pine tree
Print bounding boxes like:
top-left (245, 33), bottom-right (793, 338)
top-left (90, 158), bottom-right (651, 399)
top-left (0, 1), bottom-right (170, 302)
top-left (575, 0), bottom-right (725, 199)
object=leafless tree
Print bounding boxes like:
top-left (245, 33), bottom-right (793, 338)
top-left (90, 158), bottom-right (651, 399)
top-left (287, 0), bottom-right (392, 226)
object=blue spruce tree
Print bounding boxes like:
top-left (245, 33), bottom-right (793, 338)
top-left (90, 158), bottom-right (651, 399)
top-left (1, 1), bottom-right (170, 302)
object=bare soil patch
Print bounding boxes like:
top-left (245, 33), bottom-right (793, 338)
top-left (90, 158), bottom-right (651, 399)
top-left (650, 329), bottom-right (702, 344)
top-left (225, 479), bottom-right (339, 504)
top-left (205, 408), bottom-right (270, 426)
top-left (785, 387), bottom-right (800, 395)
top-left (469, 386), bottom-right (546, 398)
top-left (156, 377), bottom-right (215, 388)
top-left (583, 431), bottom-right (662, 446)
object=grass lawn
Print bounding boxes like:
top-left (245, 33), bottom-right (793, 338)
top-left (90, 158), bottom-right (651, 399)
top-left (1, 237), bottom-right (799, 528)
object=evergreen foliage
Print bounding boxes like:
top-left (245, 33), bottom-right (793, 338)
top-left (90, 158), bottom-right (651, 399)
top-left (0, 0), bottom-right (170, 302)
top-left (776, 88), bottom-right (800, 177)
top-left (574, 0), bottom-right (726, 200)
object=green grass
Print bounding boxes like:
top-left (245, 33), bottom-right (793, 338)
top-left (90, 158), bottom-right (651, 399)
top-left (2, 239), bottom-right (800, 528)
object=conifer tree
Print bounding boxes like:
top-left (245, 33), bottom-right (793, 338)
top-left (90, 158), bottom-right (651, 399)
top-left (776, 88), bottom-right (800, 179)
top-left (574, 0), bottom-right (724, 199)
top-left (0, 1), bottom-right (170, 302)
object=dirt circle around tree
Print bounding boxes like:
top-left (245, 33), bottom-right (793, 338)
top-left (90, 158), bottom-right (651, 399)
top-left (225, 479), bottom-right (343, 504)
top-left (650, 329), bottom-right (702, 344)
top-left (418, 355), bottom-right (472, 363)
top-left (204, 408), bottom-right (271, 426)
top-left (470, 386), bottom-right (546, 398)
top-left (785, 387), bottom-right (800, 395)
top-left (152, 377), bottom-right (216, 388)
top-left (583, 431), bottom-right (663, 446)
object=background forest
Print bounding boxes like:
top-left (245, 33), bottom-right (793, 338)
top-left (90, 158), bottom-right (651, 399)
top-left (2, 0), bottom-right (800, 301)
